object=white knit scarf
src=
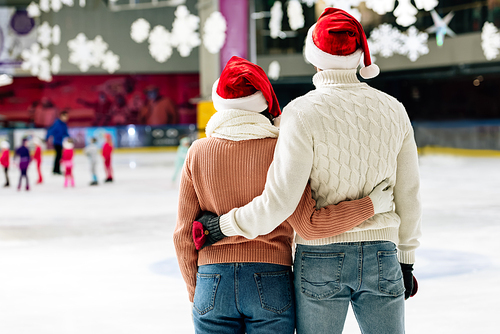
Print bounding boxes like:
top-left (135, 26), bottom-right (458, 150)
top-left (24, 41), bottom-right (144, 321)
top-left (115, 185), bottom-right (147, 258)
top-left (205, 109), bottom-right (279, 141)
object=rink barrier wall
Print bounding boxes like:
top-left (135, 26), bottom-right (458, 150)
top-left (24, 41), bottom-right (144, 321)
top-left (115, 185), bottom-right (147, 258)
top-left (413, 120), bottom-right (500, 153)
top-left (3, 120), bottom-right (500, 157)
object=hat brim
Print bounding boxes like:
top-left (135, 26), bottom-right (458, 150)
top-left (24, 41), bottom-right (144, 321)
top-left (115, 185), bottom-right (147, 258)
top-left (212, 79), bottom-right (268, 113)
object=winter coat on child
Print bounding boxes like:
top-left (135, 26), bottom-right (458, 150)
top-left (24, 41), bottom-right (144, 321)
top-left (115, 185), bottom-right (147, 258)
top-left (1, 141), bottom-right (10, 187)
top-left (15, 139), bottom-right (31, 191)
top-left (61, 140), bottom-right (74, 187)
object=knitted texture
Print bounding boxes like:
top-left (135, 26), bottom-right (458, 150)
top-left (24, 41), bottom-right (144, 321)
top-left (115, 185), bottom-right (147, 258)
top-left (206, 109), bottom-right (279, 141)
top-left (173, 136), bottom-right (375, 302)
top-left (220, 69), bottom-right (422, 264)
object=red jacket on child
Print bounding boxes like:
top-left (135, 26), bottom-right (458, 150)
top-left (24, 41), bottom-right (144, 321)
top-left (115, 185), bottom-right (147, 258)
top-left (0, 150), bottom-right (9, 168)
top-left (102, 142), bottom-right (112, 160)
top-left (33, 146), bottom-right (42, 162)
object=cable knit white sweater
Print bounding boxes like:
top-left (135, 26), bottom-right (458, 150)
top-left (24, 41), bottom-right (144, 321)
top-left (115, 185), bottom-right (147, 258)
top-left (219, 69), bottom-right (422, 264)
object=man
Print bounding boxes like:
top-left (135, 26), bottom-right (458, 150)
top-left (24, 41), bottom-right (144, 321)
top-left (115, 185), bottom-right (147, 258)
top-left (199, 8), bottom-right (421, 334)
top-left (139, 86), bottom-right (177, 125)
top-left (45, 110), bottom-right (69, 175)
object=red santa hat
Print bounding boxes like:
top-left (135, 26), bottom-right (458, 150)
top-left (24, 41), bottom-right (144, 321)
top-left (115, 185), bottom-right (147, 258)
top-left (212, 56), bottom-right (281, 117)
top-left (304, 8), bottom-right (379, 79)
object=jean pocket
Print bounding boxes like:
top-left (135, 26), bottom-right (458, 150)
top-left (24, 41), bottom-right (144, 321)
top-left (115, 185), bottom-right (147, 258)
top-left (377, 250), bottom-right (405, 296)
top-left (300, 252), bottom-right (344, 300)
top-left (254, 270), bottom-right (293, 314)
top-left (193, 273), bottom-right (221, 315)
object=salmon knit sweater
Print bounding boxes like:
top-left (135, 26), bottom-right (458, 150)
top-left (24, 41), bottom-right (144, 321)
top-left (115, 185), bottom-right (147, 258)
top-left (173, 136), bottom-right (374, 302)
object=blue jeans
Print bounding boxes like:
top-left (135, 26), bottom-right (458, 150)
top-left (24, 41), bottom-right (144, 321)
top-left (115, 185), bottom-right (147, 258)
top-left (193, 263), bottom-right (295, 334)
top-left (294, 241), bottom-right (405, 334)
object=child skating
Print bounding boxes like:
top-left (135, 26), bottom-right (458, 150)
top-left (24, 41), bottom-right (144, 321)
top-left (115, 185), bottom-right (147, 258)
top-left (32, 137), bottom-right (43, 184)
top-left (84, 137), bottom-right (99, 186)
top-left (1, 141), bottom-right (10, 187)
top-left (102, 133), bottom-right (113, 183)
top-left (171, 137), bottom-right (190, 184)
top-left (61, 138), bottom-right (75, 188)
top-left (14, 137), bottom-right (31, 191)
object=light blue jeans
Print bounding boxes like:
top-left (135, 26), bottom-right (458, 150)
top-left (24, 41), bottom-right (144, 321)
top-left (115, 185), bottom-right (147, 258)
top-left (294, 241), bottom-right (405, 334)
top-left (193, 263), bottom-right (295, 334)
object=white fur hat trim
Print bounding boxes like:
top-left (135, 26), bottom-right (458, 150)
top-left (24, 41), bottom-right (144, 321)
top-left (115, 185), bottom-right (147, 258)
top-left (212, 79), bottom-right (268, 113)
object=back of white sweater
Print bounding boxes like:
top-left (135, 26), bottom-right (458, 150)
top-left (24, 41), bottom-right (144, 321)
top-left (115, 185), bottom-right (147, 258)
top-left (220, 69), bottom-right (422, 264)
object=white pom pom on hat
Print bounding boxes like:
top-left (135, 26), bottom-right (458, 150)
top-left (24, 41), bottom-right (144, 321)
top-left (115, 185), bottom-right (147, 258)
top-left (304, 7), bottom-right (379, 79)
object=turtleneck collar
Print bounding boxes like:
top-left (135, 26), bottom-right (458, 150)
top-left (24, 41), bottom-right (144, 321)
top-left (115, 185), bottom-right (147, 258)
top-left (312, 69), bottom-right (361, 88)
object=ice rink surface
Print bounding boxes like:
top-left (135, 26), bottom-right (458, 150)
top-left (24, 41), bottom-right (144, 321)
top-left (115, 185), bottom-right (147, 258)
top-left (0, 150), bottom-right (499, 334)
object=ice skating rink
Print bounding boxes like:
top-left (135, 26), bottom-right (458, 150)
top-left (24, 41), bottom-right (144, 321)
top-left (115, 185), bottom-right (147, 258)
top-left (0, 150), bottom-right (498, 334)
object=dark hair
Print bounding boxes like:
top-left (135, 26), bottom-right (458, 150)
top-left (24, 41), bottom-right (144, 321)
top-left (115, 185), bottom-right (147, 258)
top-left (260, 109), bottom-right (274, 124)
top-left (60, 110), bottom-right (68, 116)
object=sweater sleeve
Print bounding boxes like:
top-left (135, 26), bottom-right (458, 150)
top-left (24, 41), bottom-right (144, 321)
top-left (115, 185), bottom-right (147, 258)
top-left (287, 183), bottom-right (374, 240)
top-left (173, 151), bottom-right (201, 302)
top-left (219, 105), bottom-right (314, 239)
top-left (394, 113), bottom-right (422, 264)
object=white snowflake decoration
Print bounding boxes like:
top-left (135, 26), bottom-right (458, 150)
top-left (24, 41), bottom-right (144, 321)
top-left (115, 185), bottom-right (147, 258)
top-left (268, 61), bottom-right (281, 80)
top-left (92, 35), bottom-right (109, 64)
top-left (52, 25), bottom-right (61, 45)
top-left (148, 25), bottom-right (173, 63)
top-left (21, 43), bottom-right (50, 76)
top-left (301, 0), bottom-right (316, 7)
top-left (324, 0), bottom-right (362, 21)
top-left (51, 0), bottom-right (63, 12)
top-left (398, 26), bottom-right (429, 62)
top-left (288, 0), bottom-right (304, 31)
top-left (269, 1), bottom-right (283, 39)
top-left (414, 0), bottom-right (439, 11)
top-left (37, 22), bottom-right (53, 48)
top-left (170, 5), bottom-right (201, 57)
top-left (26, 2), bottom-right (41, 18)
top-left (38, 60), bottom-right (52, 82)
top-left (368, 23), bottom-right (403, 58)
top-left (365, 0), bottom-right (395, 15)
top-left (101, 51), bottom-right (120, 73)
top-left (203, 11), bottom-right (227, 54)
top-left (131, 18), bottom-right (151, 44)
top-left (51, 54), bottom-right (61, 73)
top-left (481, 22), bottom-right (500, 60)
top-left (67, 33), bottom-right (99, 72)
top-left (67, 33), bottom-right (120, 72)
top-left (394, 0), bottom-right (418, 27)
top-left (39, 0), bottom-right (50, 12)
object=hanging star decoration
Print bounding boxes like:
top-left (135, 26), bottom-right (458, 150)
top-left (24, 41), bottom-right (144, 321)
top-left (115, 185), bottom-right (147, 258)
top-left (426, 10), bottom-right (456, 47)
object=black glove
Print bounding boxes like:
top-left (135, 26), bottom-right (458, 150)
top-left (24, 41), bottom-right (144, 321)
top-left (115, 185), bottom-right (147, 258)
top-left (400, 263), bottom-right (418, 299)
top-left (192, 211), bottom-right (226, 250)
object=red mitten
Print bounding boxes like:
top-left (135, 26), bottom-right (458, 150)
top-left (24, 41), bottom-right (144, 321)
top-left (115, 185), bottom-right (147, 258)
top-left (192, 221), bottom-right (206, 250)
top-left (411, 276), bottom-right (418, 297)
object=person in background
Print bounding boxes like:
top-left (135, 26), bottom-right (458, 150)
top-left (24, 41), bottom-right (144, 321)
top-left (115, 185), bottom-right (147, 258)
top-left (32, 137), bottom-right (43, 184)
top-left (171, 137), bottom-right (190, 184)
top-left (14, 137), bottom-right (31, 191)
top-left (61, 138), bottom-right (75, 188)
top-left (77, 92), bottom-right (111, 127)
top-left (84, 137), bottom-right (99, 186)
top-left (139, 86), bottom-right (177, 125)
top-left (109, 94), bottom-right (129, 126)
top-left (45, 110), bottom-right (69, 175)
top-left (1, 141), bottom-right (10, 187)
top-left (102, 133), bottom-right (113, 183)
top-left (34, 97), bottom-right (58, 128)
